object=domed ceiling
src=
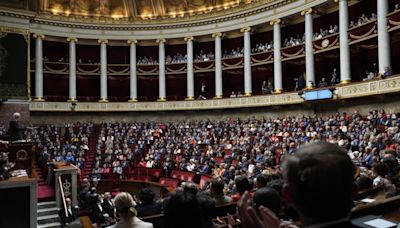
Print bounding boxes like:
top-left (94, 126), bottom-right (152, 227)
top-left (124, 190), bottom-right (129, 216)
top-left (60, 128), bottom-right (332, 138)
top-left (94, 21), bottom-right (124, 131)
top-left (40, 0), bottom-right (256, 20)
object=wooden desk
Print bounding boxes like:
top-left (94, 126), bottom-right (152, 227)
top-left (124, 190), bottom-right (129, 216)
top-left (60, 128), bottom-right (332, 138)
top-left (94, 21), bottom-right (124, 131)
top-left (119, 180), bottom-right (170, 199)
top-left (0, 177), bottom-right (37, 228)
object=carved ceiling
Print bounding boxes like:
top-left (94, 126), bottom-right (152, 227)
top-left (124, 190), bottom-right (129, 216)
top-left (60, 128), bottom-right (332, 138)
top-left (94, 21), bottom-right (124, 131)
top-left (38, 0), bottom-right (257, 19)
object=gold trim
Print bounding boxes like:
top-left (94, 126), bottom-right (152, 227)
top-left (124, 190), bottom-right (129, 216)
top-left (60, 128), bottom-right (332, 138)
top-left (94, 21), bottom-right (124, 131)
top-left (99, 98), bottom-right (109, 102)
top-left (127, 39), bottom-right (137, 44)
top-left (213, 95), bottom-right (223, 99)
top-left (157, 97), bottom-right (167, 101)
top-left (128, 98), bottom-right (138, 102)
top-left (244, 92), bottom-right (252, 96)
top-left (0, 26), bottom-right (31, 100)
top-left (68, 98), bottom-right (77, 102)
top-left (305, 85), bottom-right (314, 90)
top-left (0, 0), bottom-right (297, 29)
top-left (34, 97), bottom-right (45, 101)
top-left (156, 39), bottom-right (166, 44)
top-left (184, 36), bottom-right (194, 42)
top-left (240, 27), bottom-right (251, 33)
top-left (301, 8), bottom-right (313, 16)
top-left (340, 80), bottom-right (351, 85)
top-left (67, 37), bottom-right (78, 42)
top-left (33, 34), bottom-right (45, 39)
top-left (270, 18), bottom-right (281, 26)
top-left (27, 30), bottom-right (30, 100)
top-left (98, 39), bottom-right (108, 44)
top-left (185, 96), bottom-right (195, 100)
top-left (212, 32), bottom-right (222, 38)
top-left (274, 89), bottom-right (283, 94)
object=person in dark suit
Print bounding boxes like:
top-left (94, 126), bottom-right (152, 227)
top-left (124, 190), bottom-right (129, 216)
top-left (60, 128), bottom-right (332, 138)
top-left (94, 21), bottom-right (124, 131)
top-left (8, 112), bottom-right (25, 141)
top-left (297, 74), bottom-right (305, 90)
top-left (102, 192), bottom-right (115, 219)
top-left (135, 188), bottom-right (162, 217)
top-left (238, 142), bottom-right (358, 228)
top-left (59, 198), bottom-right (79, 225)
top-left (89, 193), bottom-right (108, 225)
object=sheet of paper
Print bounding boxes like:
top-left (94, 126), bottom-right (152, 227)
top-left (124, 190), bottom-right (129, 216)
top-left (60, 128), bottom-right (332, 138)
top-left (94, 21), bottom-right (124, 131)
top-left (364, 218), bottom-right (397, 228)
top-left (360, 198), bottom-right (376, 203)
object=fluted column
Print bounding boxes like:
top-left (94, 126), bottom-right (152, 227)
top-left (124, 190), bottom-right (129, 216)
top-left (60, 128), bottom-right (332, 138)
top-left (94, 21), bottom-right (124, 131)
top-left (377, 0), bottom-right (391, 74)
top-left (302, 8), bottom-right (315, 89)
top-left (128, 39), bottom-right (138, 102)
top-left (157, 39), bottom-right (166, 101)
top-left (337, 0), bottom-right (352, 84)
top-left (67, 38), bottom-right (78, 101)
top-left (98, 39), bottom-right (108, 102)
top-left (270, 19), bottom-right (283, 93)
top-left (241, 27), bottom-right (252, 96)
top-left (185, 36), bottom-right (195, 100)
top-left (213, 32), bottom-right (223, 98)
top-left (34, 34), bottom-right (45, 101)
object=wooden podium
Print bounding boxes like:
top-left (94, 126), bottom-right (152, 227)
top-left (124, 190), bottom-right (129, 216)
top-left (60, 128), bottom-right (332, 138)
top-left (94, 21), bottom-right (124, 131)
top-left (0, 177), bottom-right (37, 228)
top-left (53, 162), bottom-right (78, 208)
top-left (7, 141), bottom-right (35, 176)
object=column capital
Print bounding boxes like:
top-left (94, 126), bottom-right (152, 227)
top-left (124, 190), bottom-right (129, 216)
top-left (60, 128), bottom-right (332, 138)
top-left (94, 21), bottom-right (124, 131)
top-left (184, 36), bottom-right (194, 42)
top-left (240, 27), bottom-right (251, 33)
top-left (270, 18), bottom-right (281, 26)
top-left (212, 32), bottom-right (222, 38)
top-left (33, 34), bottom-right (45, 39)
top-left (156, 38), bottom-right (166, 44)
top-left (67, 37), bottom-right (78, 43)
top-left (127, 39), bottom-right (138, 44)
top-left (301, 8), bottom-right (313, 16)
top-left (334, 0), bottom-right (346, 3)
top-left (98, 39), bottom-right (108, 44)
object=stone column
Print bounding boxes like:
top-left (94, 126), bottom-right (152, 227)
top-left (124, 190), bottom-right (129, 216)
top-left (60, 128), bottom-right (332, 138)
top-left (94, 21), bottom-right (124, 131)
top-left (98, 39), bottom-right (108, 102)
top-left (33, 34), bottom-right (45, 101)
top-left (157, 39), bottom-right (167, 101)
top-left (302, 8), bottom-right (315, 89)
top-left (128, 39), bottom-right (138, 102)
top-left (377, 0), bottom-right (391, 74)
top-left (185, 36), bottom-right (195, 100)
top-left (67, 38), bottom-right (78, 101)
top-left (270, 19), bottom-right (283, 93)
top-left (212, 32), bottom-right (223, 98)
top-left (241, 27), bottom-right (252, 96)
top-left (337, 0), bottom-right (352, 84)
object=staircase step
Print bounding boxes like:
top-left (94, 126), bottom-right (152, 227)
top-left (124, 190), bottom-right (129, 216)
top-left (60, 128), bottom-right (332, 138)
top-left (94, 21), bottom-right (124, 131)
top-left (38, 207), bottom-right (60, 217)
top-left (38, 201), bottom-right (57, 209)
top-left (37, 221), bottom-right (62, 228)
top-left (37, 214), bottom-right (60, 225)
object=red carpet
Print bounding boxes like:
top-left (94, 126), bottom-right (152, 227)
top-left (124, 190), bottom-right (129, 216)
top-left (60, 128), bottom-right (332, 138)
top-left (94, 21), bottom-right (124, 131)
top-left (34, 163), bottom-right (56, 201)
top-left (37, 184), bottom-right (55, 202)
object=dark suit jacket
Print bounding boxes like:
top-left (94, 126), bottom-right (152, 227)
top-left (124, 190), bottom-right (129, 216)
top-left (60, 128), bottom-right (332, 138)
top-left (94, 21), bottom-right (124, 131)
top-left (89, 204), bottom-right (106, 225)
top-left (135, 202), bottom-right (162, 217)
top-left (101, 200), bottom-right (115, 219)
top-left (8, 120), bottom-right (25, 141)
top-left (59, 206), bottom-right (78, 225)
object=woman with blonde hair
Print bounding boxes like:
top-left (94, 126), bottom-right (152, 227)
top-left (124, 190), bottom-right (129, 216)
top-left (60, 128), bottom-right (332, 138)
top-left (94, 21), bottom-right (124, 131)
top-left (107, 192), bottom-right (153, 228)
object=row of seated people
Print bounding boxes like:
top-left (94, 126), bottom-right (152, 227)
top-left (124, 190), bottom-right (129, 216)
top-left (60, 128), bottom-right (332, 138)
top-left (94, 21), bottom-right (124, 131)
top-left (85, 110), bottom-right (400, 199)
top-left (69, 140), bottom-right (399, 228)
top-left (25, 123), bottom-right (94, 176)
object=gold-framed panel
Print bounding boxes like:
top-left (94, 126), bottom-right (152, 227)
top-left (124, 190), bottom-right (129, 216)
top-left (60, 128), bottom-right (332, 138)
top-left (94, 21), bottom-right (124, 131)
top-left (0, 26), bottom-right (30, 100)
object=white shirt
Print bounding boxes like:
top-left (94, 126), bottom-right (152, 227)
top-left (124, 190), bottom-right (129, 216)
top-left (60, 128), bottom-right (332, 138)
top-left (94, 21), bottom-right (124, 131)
top-left (107, 217), bottom-right (154, 228)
